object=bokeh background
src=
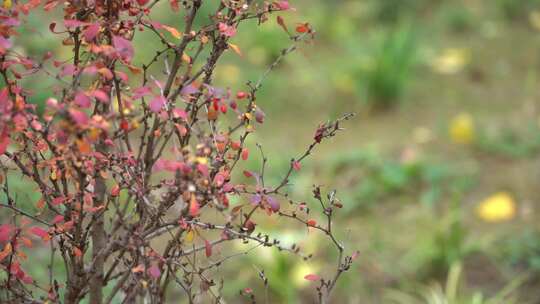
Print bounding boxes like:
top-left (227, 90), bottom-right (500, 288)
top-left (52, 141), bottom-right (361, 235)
top-left (8, 0), bottom-right (540, 302)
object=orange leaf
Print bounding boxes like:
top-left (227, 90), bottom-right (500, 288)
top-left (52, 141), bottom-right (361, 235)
top-left (73, 247), bottom-right (83, 257)
top-left (20, 237), bottom-right (32, 248)
top-left (189, 195), bottom-right (199, 216)
top-left (0, 243), bottom-right (12, 262)
top-left (132, 264), bottom-right (145, 273)
top-left (162, 25), bottom-right (182, 39)
top-left (76, 139), bottom-right (91, 154)
top-left (296, 23), bottom-right (310, 33)
top-left (228, 43), bottom-right (242, 57)
top-left (182, 52), bottom-right (191, 64)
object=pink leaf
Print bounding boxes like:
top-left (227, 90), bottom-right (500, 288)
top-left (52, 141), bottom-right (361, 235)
top-left (278, 1), bottom-right (290, 10)
top-left (304, 274), bottom-right (320, 282)
top-left (52, 215), bottom-right (64, 224)
top-left (83, 23), bottom-right (100, 41)
top-left (149, 96), bottom-right (166, 113)
top-left (69, 109), bottom-right (89, 126)
top-left (218, 22), bottom-right (236, 37)
top-left (112, 36), bottom-right (134, 62)
top-left (75, 91), bottom-right (91, 108)
top-left (29, 227), bottom-right (48, 239)
top-left (148, 265), bottom-right (161, 278)
top-left (63, 19), bottom-right (87, 29)
top-left (250, 194), bottom-right (261, 206)
top-left (0, 36), bottom-right (12, 52)
top-left (59, 64), bottom-right (76, 77)
top-left (265, 195), bottom-right (280, 212)
top-left (292, 160), bottom-right (301, 171)
top-left (172, 108), bottom-right (188, 120)
top-left (133, 86), bottom-right (152, 99)
top-left (92, 89), bottom-right (109, 103)
top-left (22, 275), bottom-right (33, 284)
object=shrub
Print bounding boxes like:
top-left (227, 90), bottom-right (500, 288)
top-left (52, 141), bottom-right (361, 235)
top-left (0, 1), bottom-right (356, 303)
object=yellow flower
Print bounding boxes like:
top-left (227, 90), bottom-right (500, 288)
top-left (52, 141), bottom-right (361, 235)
top-left (477, 192), bottom-right (516, 222)
top-left (449, 113), bottom-right (475, 144)
top-left (431, 48), bottom-right (469, 75)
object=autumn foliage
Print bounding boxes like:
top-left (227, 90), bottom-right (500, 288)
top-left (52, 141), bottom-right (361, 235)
top-left (0, 0), bottom-right (355, 303)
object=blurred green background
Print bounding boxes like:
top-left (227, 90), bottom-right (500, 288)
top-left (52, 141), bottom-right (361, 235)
top-left (9, 0), bottom-right (540, 302)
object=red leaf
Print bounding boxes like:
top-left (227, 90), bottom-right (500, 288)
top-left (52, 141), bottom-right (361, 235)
top-left (204, 239), bottom-right (212, 257)
top-left (304, 274), bottom-right (320, 281)
top-left (52, 196), bottom-right (67, 206)
top-left (292, 160), bottom-right (301, 171)
top-left (73, 247), bottom-right (83, 257)
top-left (236, 91), bottom-right (247, 99)
top-left (296, 23), bottom-right (310, 33)
top-left (241, 148), bottom-right (249, 161)
top-left (276, 16), bottom-right (290, 34)
top-left (29, 226), bottom-right (49, 240)
top-left (0, 127), bottom-right (9, 155)
top-left (0, 224), bottom-right (13, 243)
top-left (306, 219), bottom-right (317, 227)
top-left (111, 184), bottom-right (120, 197)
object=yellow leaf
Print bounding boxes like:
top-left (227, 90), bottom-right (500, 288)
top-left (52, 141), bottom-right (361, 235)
top-left (431, 48), bottom-right (469, 75)
top-left (185, 230), bottom-right (194, 243)
top-left (477, 192), bottom-right (516, 223)
top-left (530, 11), bottom-right (540, 31)
top-left (3, 0), bottom-right (12, 9)
top-left (449, 113), bottom-right (474, 144)
top-left (228, 43), bottom-right (242, 57)
top-left (182, 52), bottom-right (191, 64)
top-left (162, 25), bottom-right (182, 39)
